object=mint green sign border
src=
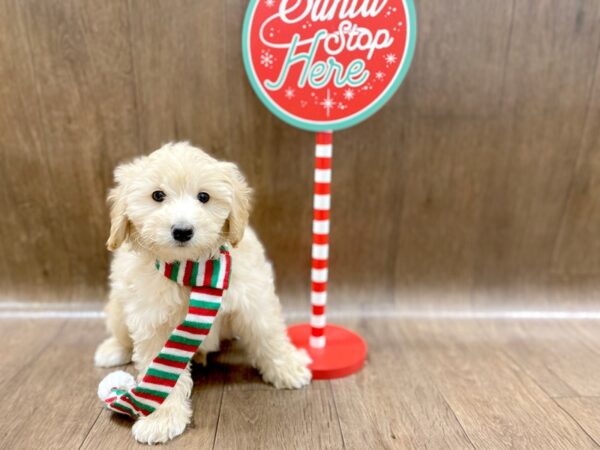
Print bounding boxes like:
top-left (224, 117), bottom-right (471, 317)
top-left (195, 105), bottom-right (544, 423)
top-left (242, 0), bottom-right (417, 132)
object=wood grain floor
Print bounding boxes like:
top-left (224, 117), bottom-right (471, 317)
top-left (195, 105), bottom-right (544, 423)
top-left (2, 316), bottom-right (600, 449)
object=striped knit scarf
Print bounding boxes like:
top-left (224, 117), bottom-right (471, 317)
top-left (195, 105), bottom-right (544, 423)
top-left (97, 246), bottom-right (232, 419)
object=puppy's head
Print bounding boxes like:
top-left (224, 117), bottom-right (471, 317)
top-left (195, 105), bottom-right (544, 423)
top-left (107, 142), bottom-right (251, 261)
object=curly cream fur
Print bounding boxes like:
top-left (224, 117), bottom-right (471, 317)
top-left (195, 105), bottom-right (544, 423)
top-left (95, 142), bottom-right (311, 444)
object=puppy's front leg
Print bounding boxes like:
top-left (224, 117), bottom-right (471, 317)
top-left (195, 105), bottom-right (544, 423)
top-left (132, 372), bottom-right (192, 445)
top-left (94, 295), bottom-right (132, 367)
top-left (130, 330), bottom-right (193, 444)
top-left (232, 296), bottom-right (312, 389)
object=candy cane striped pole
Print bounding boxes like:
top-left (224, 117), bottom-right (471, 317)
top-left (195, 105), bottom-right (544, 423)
top-left (310, 131), bottom-right (333, 349)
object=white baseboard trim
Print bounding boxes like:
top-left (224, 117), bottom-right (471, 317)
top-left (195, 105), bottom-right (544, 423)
top-left (1, 302), bottom-right (600, 320)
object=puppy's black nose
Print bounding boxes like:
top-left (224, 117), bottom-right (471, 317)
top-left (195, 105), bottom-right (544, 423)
top-left (172, 226), bottom-right (194, 243)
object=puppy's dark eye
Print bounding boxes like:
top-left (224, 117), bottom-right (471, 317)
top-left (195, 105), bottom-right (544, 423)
top-left (197, 192), bottom-right (210, 204)
top-left (151, 190), bottom-right (166, 202)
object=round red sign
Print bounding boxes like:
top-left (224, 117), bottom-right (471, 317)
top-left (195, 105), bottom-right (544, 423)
top-left (243, 0), bottom-right (416, 132)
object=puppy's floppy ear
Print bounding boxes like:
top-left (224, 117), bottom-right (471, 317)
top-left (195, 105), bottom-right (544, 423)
top-left (106, 160), bottom-right (140, 251)
top-left (106, 185), bottom-right (129, 251)
top-left (222, 162), bottom-right (252, 247)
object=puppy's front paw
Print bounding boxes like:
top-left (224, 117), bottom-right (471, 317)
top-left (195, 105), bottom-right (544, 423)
top-left (132, 405), bottom-right (191, 445)
top-left (94, 337), bottom-right (131, 368)
top-left (262, 348), bottom-right (312, 389)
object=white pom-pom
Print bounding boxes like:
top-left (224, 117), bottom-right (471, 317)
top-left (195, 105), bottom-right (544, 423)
top-left (98, 370), bottom-right (136, 401)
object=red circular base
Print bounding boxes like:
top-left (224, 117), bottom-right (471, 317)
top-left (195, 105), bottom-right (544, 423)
top-left (287, 324), bottom-right (367, 380)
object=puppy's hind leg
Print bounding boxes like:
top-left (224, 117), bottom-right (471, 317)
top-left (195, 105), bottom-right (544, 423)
top-left (94, 295), bottom-right (133, 367)
top-left (232, 286), bottom-right (312, 389)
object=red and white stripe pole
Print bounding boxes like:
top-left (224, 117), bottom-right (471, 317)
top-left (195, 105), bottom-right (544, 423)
top-left (245, 0), bottom-right (413, 381)
top-left (287, 131), bottom-right (367, 379)
top-left (310, 131), bottom-right (333, 349)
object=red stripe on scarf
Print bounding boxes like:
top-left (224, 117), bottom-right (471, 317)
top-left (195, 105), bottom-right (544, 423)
top-left (165, 339), bottom-right (197, 353)
top-left (164, 263), bottom-right (173, 279)
top-left (203, 260), bottom-right (214, 286)
top-left (132, 389), bottom-right (166, 404)
top-left (142, 375), bottom-right (177, 387)
top-left (110, 402), bottom-right (136, 416)
top-left (183, 261), bottom-right (193, 285)
top-left (154, 357), bottom-right (188, 369)
top-left (192, 286), bottom-right (223, 297)
top-left (120, 395), bottom-right (151, 416)
top-left (177, 324), bottom-right (210, 335)
top-left (188, 306), bottom-right (219, 317)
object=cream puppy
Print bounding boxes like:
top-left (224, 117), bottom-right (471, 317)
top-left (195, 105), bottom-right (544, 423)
top-left (94, 142), bottom-right (311, 444)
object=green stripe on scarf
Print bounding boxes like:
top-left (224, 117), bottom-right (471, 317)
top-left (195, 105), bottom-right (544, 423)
top-left (146, 368), bottom-right (179, 381)
top-left (113, 401), bottom-right (136, 417)
top-left (170, 262), bottom-right (180, 281)
top-left (157, 352), bottom-right (189, 364)
top-left (190, 263), bottom-right (199, 286)
top-left (135, 387), bottom-right (169, 399)
top-left (189, 299), bottom-right (220, 309)
top-left (125, 393), bottom-right (156, 413)
top-left (181, 320), bottom-right (212, 330)
top-left (211, 258), bottom-right (221, 286)
top-left (170, 335), bottom-right (202, 347)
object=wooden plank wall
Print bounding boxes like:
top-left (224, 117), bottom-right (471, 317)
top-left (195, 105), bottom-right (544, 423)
top-left (1, 0), bottom-right (600, 303)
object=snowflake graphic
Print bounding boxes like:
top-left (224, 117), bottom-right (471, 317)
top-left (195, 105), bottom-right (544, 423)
top-left (284, 87), bottom-right (295, 99)
top-left (338, 103), bottom-right (347, 110)
top-left (375, 71), bottom-right (385, 81)
top-left (343, 88), bottom-right (355, 101)
top-left (320, 89), bottom-right (336, 117)
top-left (384, 53), bottom-right (397, 66)
top-left (260, 50), bottom-right (274, 68)
top-left (265, 0), bottom-right (276, 6)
